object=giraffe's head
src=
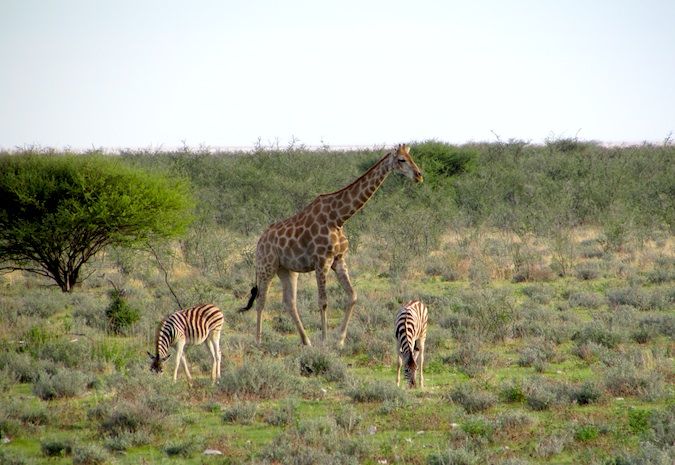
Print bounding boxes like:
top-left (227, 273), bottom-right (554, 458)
top-left (147, 351), bottom-right (171, 374)
top-left (390, 144), bottom-right (423, 183)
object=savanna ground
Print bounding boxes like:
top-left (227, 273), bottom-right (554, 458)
top-left (0, 140), bottom-right (673, 465)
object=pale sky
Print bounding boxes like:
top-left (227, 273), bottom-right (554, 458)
top-left (1, 0), bottom-right (674, 150)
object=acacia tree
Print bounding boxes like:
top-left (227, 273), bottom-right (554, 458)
top-left (0, 154), bottom-right (194, 292)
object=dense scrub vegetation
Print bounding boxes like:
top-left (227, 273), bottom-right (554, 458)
top-left (0, 140), bottom-right (673, 464)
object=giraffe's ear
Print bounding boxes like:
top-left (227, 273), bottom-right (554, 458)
top-left (402, 144), bottom-right (410, 154)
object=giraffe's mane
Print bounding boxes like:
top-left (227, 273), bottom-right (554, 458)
top-left (316, 150), bottom-right (391, 199)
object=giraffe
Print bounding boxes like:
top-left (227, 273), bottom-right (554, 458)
top-left (239, 144), bottom-right (423, 346)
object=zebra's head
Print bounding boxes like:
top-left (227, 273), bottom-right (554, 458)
top-left (147, 351), bottom-right (171, 373)
top-left (404, 348), bottom-right (421, 388)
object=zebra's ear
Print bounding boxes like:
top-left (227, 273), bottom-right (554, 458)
top-left (147, 351), bottom-right (154, 360)
top-left (162, 354), bottom-right (172, 362)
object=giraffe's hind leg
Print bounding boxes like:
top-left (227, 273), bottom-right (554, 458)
top-left (278, 269), bottom-right (311, 346)
top-left (315, 262), bottom-right (331, 342)
top-left (254, 278), bottom-right (271, 344)
top-left (332, 257), bottom-right (357, 347)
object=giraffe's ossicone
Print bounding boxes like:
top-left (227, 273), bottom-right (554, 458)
top-left (240, 144), bottom-right (423, 346)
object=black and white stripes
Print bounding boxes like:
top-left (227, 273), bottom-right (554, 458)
top-left (395, 300), bottom-right (428, 388)
top-left (148, 304), bottom-right (224, 383)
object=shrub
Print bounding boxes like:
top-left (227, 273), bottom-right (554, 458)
top-left (0, 450), bottom-right (30, 465)
top-left (72, 444), bottom-right (109, 465)
top-left (500, 379), bottom-right (526, 403)
top-left (346, 380), bottom-right (407, 404)
top-left (606, 287), bottom-right (650, 310)
top-left (522, 378), bottom-right (567, 411)
top-left (570, 381), bottom-right (603, 405)
top-left (411, 141), bottom-right (476, 186)
top-left (37, 338), bottom-right (90, 368)
top-left (334, 405), bottom-right (361, 433)
top-left (445, 339), bottom-right (493, 377)
top-left (517, 342), bottom-right (554, 370)
top-left (260, 416), bottom-right (366, 465)
top-left (603, 364), bottom-right (665, 400)
top-left (41, 438), bottom-right (73, 457)
top-left (461, 416), bottom-right (494, 439)
top-left (496, 410), bottom-right (534, 430)
top-left (0, 351), bottom-right (43, 383)
top-left (572, 323), bottom-right (623, 348)
top-left (32, 369), bottom-right (88, 400)
top-left (427, 447), bottom-right (478, 465)
top-left (534, 432), bottom-right (569, 458)
top-left (105, 289), bottom-right (140, 335)
top-left (447, 384), bottom-right (496, 413)
top-left (521, 284), bottom-right (553, 304)
top-left (163, 438), bottom-right (200, 458)
top-left (568, 292), bottom-right (605, 309)
top-left (574, 424), bottom-right (599, 442)
top-left (628, 408), bottom-right (652, 435)
top-left (219, 358), bottom-right (295, 398)
top-left (298, 346), bottom-right (347, 382)
top-left (222, 402), bottom-right (257, 425)
top-left (264, 398), bottom-right (298, 427)
top-left (647, 405), bottom-right (674, 448)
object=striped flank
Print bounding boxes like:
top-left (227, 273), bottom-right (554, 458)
top-left (395, 300), bottom-right (428, 388)
top-left (148, 304), bottom-right (224, 383)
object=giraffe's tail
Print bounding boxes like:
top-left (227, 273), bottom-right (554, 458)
top-left (239, 286), bottom-right (258, 313)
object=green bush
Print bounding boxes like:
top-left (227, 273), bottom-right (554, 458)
top-left (427, 447), bottom-right (478, 465)
top-left (41, 438), bottom-right (73, 457)
top-left (32, 369), bottom-right (88, 400)
top-left (298, 346), bottom-right (347, 382)
top-left (410, 140), bottom-right (476, 186)
top-left (163, 438), bottom-right (200, 458)
top-left (105, 289), bottom-right (140, 335)
top-left (447, 384), bottom-right (496, 413)
top-left (222, 402), bottom-right (257, 424)
top-left (219, 358), bottom-right (295, 398)
top-left (264, 399), bottom-right (298, 427)
top-left (574, 424), bottom-right (599, 442)
top-left (346, 380), bottom-right (407, 404)
top-left (71, 444), bottom-right (108, 465)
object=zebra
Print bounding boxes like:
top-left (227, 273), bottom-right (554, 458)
top-left (395, 300), bottom-right (428, 388)
top-left (147, 304), bottom-right (224, 383)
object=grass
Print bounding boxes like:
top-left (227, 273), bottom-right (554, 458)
top-left (0, 143), bottom-right (673, 464)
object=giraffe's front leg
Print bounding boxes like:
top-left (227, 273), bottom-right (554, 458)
top-left (315, 263), bottom-right (330, 342)
top-left (332, 257), bottom-right (357, 347)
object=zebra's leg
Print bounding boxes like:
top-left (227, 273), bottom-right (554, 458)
top-left (315, 262), bottom-right (331, 342)
top-left (173, 340), bottom-right (186, 382)
top-left (213, 330), bottom-right (222, 381)
top-left (206, 338), bottom-right (217, 383)
top-left (332, 257), bottom-right (357, 348)
top-left (418, 340), bottom-right (426, 389)
top-left (396, 349), bottom-right (402, 387)
top-left (278, 268), bottom-right (311, 346)
top-left (181, 351), bottom-right (192, 381)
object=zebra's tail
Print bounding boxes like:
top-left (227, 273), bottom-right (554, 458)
top-left (239, 286), bottom-right (259, 313)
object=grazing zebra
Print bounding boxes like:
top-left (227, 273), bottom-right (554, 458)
top-left (147, 304), bottom-right (224, 383)
top-left (395, 300), bottom-right (428, 388)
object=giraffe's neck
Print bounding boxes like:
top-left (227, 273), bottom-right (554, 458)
top-left (323, 153), bottom-right (393, 227)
